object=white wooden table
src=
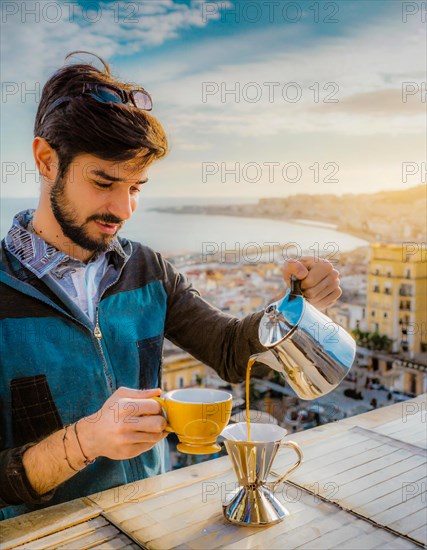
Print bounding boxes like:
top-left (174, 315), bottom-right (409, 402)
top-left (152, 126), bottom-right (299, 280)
top-left (1, 395), bottom-right (426, 550)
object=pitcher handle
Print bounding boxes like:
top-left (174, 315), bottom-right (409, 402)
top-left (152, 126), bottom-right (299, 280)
top-left (270, 441), bottom-right (303, 489)
top-left (290, 275), bottom-right (303, 296)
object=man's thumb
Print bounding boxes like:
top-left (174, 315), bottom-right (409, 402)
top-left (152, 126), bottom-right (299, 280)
top-left (114, 386), bottom-right (162, 399)
top-left (283, 259), bottom-right (309, 282)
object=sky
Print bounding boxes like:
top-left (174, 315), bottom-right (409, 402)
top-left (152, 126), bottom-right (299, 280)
top-left (1, 0), bottom-right (426, 199)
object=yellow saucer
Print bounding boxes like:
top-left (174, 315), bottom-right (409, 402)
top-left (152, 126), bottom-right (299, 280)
top-left (177, 442), bottom-right (221, 455)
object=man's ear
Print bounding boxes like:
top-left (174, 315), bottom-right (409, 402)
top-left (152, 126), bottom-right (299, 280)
top-left (32, 137), bottom-right (59, 185)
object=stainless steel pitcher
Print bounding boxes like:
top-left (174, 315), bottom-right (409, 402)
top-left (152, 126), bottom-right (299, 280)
top-left (254, 276), bottom-right (356, 400)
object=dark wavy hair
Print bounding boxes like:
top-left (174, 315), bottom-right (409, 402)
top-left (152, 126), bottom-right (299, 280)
top-left (34, 52), bottom-right (168, 180)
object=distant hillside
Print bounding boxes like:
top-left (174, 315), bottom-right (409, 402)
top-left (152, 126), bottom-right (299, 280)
top-left (151, 185), bottom-right (426, 243)
top-left (257, 185), bottom-right (426, 242)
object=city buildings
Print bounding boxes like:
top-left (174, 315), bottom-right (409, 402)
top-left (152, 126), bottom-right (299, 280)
top-left (365, 243), bottom-right (427, 394)
top-left (162, 241), bottom-right (426, 408)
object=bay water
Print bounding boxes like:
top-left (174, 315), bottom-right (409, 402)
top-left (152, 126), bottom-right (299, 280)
top-left (1, 197), bottom-right (367, 259)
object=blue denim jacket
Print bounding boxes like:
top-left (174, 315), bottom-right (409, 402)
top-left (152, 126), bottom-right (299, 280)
top-left (0, 212), bottom-right (265, 519)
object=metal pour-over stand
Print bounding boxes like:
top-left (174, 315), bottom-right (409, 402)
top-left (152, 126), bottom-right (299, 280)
top-left (221, 423), bottom-right (303, 526)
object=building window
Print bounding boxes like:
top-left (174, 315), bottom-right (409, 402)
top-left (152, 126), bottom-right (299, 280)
top-left (371, 310), bottom-right (375, 317)
top-left (409, 374), bottom-right (417, 395)
top-left (399, 284), bottom-right (412, 297)
top-left (177, 376), bottom-right (184, 388)
top-left (405, 269), bottom-right (411, 279)
top-left (383, 312), bottom-right (388, 318)
top-left (362, 308), bottom-right (365, 318)
top-left (421, 343), bottom-right (427, 353)
top-left (386, 361), bottom-right (393, 371)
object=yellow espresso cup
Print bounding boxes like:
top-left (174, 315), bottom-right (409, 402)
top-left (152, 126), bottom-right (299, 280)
top-left (153, 388), bottom-right (233, 455)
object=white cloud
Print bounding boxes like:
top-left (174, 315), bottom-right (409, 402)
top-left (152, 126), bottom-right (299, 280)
top-left (143, 12), bottom-right (425, 140)
top-left (0, 0), bottom-right (230, 83)
top-left (1, 1), bottom-right (425, 198)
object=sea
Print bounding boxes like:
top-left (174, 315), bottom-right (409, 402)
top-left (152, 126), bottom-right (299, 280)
top-left (1, 197), bottom-right (367, 259)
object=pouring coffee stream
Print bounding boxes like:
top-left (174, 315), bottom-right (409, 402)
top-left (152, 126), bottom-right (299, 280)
top-left (245, 275), bottom-right (356, 439)
top-left (224, 277), bottom-right (356, 526)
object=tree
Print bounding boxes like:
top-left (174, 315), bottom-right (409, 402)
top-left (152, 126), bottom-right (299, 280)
top-left (352, 328), bottom-right (393, 352)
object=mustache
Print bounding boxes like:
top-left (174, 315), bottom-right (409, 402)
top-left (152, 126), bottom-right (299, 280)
top-left (87, 214), bottom-right (124, 225)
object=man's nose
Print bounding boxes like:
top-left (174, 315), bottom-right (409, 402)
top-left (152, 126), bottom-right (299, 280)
top-left (107, 191), bottom-right (134, 221)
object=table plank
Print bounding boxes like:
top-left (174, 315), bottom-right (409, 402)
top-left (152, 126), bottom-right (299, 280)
top-left (88, 456), bottom-right (232, 512)
top-left (0, 498), bottom-right (102, 550)
top-left (164, 491), bottom-right (333, 550)
top-left (371, 495), bottom-right (426, 528)
top-left (389, 508), bottom-right (427, 536)
top-left (407, 524), bottom-right (427, 544)
top-left (337, 464), bottom-right (425, 509)
top-left (295, 520), bottom-right (382, 550)
top-left (329, 457), bottom-right (425, 500)
top-left (11, 517), bottom-right (108, 550)
top-left (332, 530), bottom-right (415, 550)
top-left (89, 534), bottom-right (142, 550)
top-left (55, 524), bottom-right (121, 549)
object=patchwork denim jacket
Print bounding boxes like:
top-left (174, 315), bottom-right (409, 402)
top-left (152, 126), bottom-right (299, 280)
top-left (0, 214), bottom-right (265, 519)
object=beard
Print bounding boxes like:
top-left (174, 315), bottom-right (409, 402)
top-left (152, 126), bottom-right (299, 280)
top-left (50, 175), bottom-right (123, 254)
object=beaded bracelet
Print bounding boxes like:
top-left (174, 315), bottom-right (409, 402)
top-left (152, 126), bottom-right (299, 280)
top-left (62, 424), bottom-right (82, 472)
top-left (73, 420), bottom-right (96, 466)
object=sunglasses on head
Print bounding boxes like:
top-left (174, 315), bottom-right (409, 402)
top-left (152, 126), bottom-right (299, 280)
top-left (40, 82), bottom-right (153, 125)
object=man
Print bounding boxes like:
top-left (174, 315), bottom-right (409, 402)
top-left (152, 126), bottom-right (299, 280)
top-left (0, 52), bottom-right (341, 519)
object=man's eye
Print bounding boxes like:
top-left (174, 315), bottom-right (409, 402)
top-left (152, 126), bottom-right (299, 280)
top-left (130, 186), bottom-right (141, 194)
top-left (95, 182), bottom-right (111, 189)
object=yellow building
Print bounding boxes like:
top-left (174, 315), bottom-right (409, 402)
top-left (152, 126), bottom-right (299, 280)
top-left (366, 242), bottom-right (427, 394)
top-left (161, 352), bottom-right (213, 392)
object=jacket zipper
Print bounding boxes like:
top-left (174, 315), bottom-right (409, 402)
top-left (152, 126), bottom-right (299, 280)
top-left (93, 306), bottom-right (113, 392)
top-left (3, 243), bottom-right (132, 396)
top-left (92, 258), bottom-right (131, 393)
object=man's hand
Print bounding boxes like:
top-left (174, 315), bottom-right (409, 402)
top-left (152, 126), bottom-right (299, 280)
top-left (283, 256), bottom-right (342, 311)
top-left (78, 387), bottom-right (168, 461)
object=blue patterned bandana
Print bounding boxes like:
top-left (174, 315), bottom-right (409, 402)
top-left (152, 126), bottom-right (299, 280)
top-left (4, 209), bottom-right (128, 279)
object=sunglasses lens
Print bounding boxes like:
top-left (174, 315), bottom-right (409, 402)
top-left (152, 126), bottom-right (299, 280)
top-left (132, 91), bottom-right (152, 110)
top-left (93, 86), bottom-right (122, 103)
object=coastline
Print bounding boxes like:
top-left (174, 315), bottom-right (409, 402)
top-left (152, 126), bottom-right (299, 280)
top-left (149, 205), bottom-right (376, 245)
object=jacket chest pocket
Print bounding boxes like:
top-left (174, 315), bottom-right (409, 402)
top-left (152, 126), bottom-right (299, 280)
top-left (136, 334), bottom-right (163, 390)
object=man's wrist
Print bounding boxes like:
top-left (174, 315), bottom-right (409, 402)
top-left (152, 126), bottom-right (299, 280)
top-left (74, 417), bottom-right (99, 462)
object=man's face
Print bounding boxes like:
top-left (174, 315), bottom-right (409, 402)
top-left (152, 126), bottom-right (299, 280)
top-left (50, 154), bottom-right (149, 254)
